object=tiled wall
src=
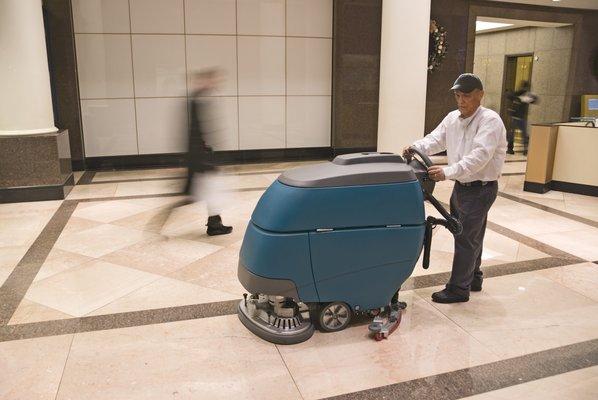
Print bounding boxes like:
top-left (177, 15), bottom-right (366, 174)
top-left (474, 26), bottom-right (574, 125)
top-left (72, 0), bottom-right (333, 157)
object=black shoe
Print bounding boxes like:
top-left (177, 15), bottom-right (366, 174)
top-left (431, 289), bottom-right (469, 304)
top-left (471, 276), bottom-right (483, 292)
top-left (206, 215), bottom-right (233, 236)
top-left (506, 149), bottom-right (515, 155)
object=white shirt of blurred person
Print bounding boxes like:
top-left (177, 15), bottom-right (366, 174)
top-left (403, 73), bottom-right (507, 304)
top-left (186, 69), bottom-right (232, 236)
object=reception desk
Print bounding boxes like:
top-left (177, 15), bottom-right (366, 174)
top-left (524, 122), bottom-right (598, 197)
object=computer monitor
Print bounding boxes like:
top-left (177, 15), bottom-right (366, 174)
top-left (581, 94), bottom-right (598, 118)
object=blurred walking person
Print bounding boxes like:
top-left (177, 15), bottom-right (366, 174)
top-left (506, 80), bottom-right (537, 155)
top-left (185, 69), bottom-right (232, 236)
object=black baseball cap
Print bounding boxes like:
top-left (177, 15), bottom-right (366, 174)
top-left (450, 73), bottom-right (483, 93)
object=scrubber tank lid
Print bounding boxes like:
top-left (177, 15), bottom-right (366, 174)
top-left (278, 152), bottom-right (416, 188)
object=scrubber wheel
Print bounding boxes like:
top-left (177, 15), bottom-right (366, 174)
top-left (317, 302), bottom-right (352, 332)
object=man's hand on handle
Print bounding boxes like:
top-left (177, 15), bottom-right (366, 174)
top-left (402, 146), bottom-right (414, 160)
top-left (427, 166), bottom-right (446, 182)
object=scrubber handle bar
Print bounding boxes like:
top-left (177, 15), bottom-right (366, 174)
top-left (424, 192), bottom-right (462, 235)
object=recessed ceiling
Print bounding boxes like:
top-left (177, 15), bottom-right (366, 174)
top-left (476, 17), bottom-right (572, 33)
top-left (484, 0), bottom-right (598, 10)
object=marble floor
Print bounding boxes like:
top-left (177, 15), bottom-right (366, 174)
top-left (1, 156), bottom-right (597, 399)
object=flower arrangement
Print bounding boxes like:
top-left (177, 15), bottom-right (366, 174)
top-left (428, 19), bottom-right (447, 73)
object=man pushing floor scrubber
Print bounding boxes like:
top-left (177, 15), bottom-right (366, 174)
top-left (236, 73), bottom-right (506, 344)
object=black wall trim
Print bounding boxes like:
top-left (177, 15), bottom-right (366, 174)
top-left (84, 148), bottom-right (335, 170)
top-left (0, 175), bottom-right (74, 204)
top-left (525, 180), bottom-right (598, 197)
top-left (551, 180), bottom-right (598, 197)
top-left (523, 181), bottom-right (550, 194)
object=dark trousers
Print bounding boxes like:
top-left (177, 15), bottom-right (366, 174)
top-left (508, 117), bottom-right (528, 153)
top-left (447, 181), bottom-right (498, 296)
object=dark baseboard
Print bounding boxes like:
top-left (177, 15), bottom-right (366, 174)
top-left (71, 159), bottom-right (86, 171)
top-left (523, 181), bottom-right (551, 194)
top-left (551, 181), bottom-right (598, 197)
top-left (524, 180), bottom-right (598, 197)
top-left (0, 174), bottom-right (75, 203)
top-left (84, 148), bottom-right (335, 171)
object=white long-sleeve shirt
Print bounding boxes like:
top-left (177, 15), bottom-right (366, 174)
top-left (412, 106), bottom-right (507, 183)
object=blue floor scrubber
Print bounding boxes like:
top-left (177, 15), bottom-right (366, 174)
top-left (237, 151), bottom-right (461, 344)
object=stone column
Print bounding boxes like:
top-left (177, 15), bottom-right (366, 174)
top-left (0, 0), bottom-right (57, 135)
top-left (377, 0), bottom-right (431, 153)
top-left (0, 0), bottom-right (72, 203)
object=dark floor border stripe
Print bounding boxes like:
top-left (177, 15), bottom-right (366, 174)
top-left (0, 300), bottom-right (239, 342)
top-left (501, 172), bottom-right (526, 176)
top-left (76, 171), bottom-right (95, 185)
top-left (0, 201), bottom-right (78, 325)
top-left (0, 255), bottom-right (582, 343)
top-left (323, 339), bottom-right (598, 400)
top-left (498, 191), bottom-right (598, 229)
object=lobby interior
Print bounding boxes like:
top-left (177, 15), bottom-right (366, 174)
top-left (1, 1), bottom-right (598, 399)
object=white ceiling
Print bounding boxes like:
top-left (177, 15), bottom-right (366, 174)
top-left (484, 0), bottom-right (598, 11)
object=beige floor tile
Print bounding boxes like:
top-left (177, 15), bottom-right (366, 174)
top-left (66, 183), bottom-right (118, 200)
top-left (93, 167), bottom-right (186, 182)
top-left (462, 365), bottom-right (598, 400)
top-left (33, 248), bottom-right (94, 283)
top-left (100, 236), bottom-right (221, 276)
top-left (60, 216), bottom-right (103, 236)
top-left (55, 224), bottom-right (158, 258)
top-left (501, 162), bottom-right (527, 174)
top-left (0, 211), bottom-right (55, 247)
top-left (88, 276), bottom-right (239, 316)
top-left (0, 199), bottom-right (62, 217)
top-left (534, 228), bottom-right (598, 261)
top-left (25, 260), bottom-right (162, 316)
top-left (114, 179), bottom-right (184, 197)
top-left (278, 291), bottom-right (499, 400)
top-left (72, 199), bottom-right (154, 223)
top-left (1, 334), bottom-right (73, 400)
top-left (111, 205), bottom-right (182, 233)
top-left (538, 262), bottom-right (598, 301)
top-left (56, 316), bottom-right (301, 400)
top-left (8, 298), bottom-right (73, 325)
top-left (170, 246), bottom-right (245, 296)
top-left (416, 272), bottom-right (598, 359)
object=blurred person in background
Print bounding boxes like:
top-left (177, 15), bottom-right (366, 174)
top-left (506, 80), bottom-right (538, 156)
top-left (184, 68), bottom-right (232, 236)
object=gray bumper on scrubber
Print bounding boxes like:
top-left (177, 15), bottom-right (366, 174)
top-left (237, 261), bottom-right (300, 300)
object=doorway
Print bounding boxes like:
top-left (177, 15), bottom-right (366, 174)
top-left (500, 54), bottom-right (533, 145)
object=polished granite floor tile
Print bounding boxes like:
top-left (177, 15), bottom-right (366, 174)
top-left (533, 228), bottom-right (598, 262)
top-left (60, 216), bottom-right (104, 236)
top-left (32, 248), bottom-right (94, 283)
top-left (71, 199), bottom-right (156, 223)
top-left (416, 271), bottom-right (598, 359)
top-left (0, 210), bottom-right (57, 248)
top-left (8, 298), bottom-right (72, 325)
top-left (114, 179), bottom-right (184, 197)
top-left (93, 167), bottom-right (186, 182)
top-left (66, 182), bottom-right (118, 200)
top-left (0, 334), bottom-right (73, 400)
top-left (87, 276), bottom-right (238, 316)
top-left (24, 260), bottom-right (163, 317)
top-left (0, 199), bottom-right (62, 217)
top-left (277, 291), bottom-right (500, 400)
top-left (538, 262), bottom-right (598, 302)
top-left (169, 245), bottom-right (246, 297)
top-left (462, 365), bottom-right (598, 400)
top-left (55, 223), bottom-right (158, 258)
top-left (55, 315), bottom-right (302, 400)
top-left (100, 236), bottom-right (222, 276)
top-left (0, 245), bottom-right (29, 286)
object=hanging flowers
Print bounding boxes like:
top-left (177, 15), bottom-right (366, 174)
top-left (428, 19), bottom-right (448, 73)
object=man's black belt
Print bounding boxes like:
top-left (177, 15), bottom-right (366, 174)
top-left (456, 180), bottom-right (496, 187)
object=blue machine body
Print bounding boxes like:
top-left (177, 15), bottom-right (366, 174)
top-left (239, 155), bottom-right (426, 310)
